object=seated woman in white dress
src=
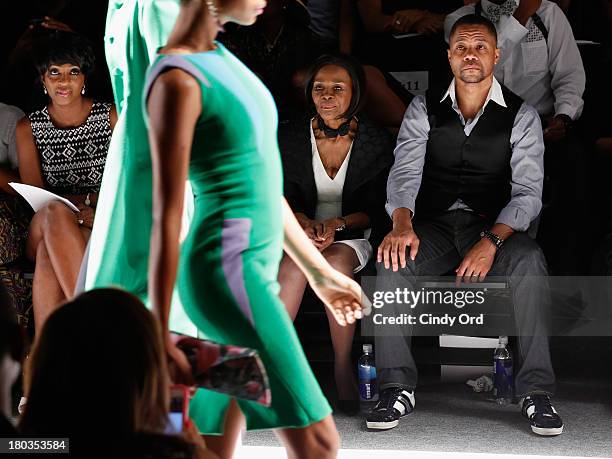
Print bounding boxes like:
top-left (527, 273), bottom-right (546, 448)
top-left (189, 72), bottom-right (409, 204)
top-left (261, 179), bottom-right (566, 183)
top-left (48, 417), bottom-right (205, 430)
top-left (278, 54), bottom-right (394, 414)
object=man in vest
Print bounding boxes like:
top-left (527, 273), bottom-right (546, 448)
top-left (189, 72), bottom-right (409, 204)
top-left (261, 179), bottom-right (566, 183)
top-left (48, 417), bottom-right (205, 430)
top-left (443, 1), bottom-right (587, 276)
top-left (367, 14), bottom-right (563, 436)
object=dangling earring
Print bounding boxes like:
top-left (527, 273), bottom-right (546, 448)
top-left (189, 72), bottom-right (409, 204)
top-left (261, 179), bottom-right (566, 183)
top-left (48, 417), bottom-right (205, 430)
top-left (43, 85), bottom-right (48, 95)
top-left (81, 85), bottom-right (86, 95)
top-left (205, 0), bottom-right (218, 18)
top-left (205, 0), bottom-right (224, 31)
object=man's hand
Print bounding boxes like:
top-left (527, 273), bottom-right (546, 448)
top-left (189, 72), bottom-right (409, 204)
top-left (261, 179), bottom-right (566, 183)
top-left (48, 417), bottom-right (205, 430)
top-left (543, 116), bottom-right (569, 142)
top-left (413, 13), bottom-right (445, 35)
top-left (514, 0), bottom-right (542, 25)
top-left (390, 9), bottom-right (426, 33)
top-left (377, 225), bottom-right (420, 272)
top-left (309, 267), bottom-right (371, 326)
top-left (455, 238), bottom-right (496, 282)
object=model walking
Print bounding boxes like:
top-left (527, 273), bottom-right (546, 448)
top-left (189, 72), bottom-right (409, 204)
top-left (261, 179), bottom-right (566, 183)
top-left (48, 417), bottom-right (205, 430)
top-left (145, 1), bottom-right (369, 458)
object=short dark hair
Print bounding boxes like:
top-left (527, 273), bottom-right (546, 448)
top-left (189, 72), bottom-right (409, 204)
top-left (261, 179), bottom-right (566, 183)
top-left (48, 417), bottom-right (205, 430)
top-left (449, 14), bottom-right (498, 44)
top-left (304, 53), bottom-right (366, 121)
top-left (35, 30), bottom-right (96, 78)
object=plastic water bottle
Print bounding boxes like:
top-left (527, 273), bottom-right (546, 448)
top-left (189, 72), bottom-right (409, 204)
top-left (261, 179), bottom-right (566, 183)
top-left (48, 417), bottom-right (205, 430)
top-left (358, 344), bottom-right (378, 412)
top-left (493, 336), bottom-right (514, 405)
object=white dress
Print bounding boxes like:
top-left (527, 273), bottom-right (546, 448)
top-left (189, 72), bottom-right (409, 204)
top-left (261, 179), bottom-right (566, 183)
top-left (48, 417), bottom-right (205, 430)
top-left (310, 124), bottom-right (373, 273)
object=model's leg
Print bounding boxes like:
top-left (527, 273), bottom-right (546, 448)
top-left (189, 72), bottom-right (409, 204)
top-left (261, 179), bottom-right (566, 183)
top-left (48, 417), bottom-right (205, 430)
top-left (321, 244), bottom-right (360, 401)
top-left (201, 399), bottom-right (245, 459)
top-left (278, 254), bottom-right (309, 320)
top-left (275, 414), bottom-right (339, 459)
top-left (38, 202), bottom-right (89, 297)
top-left (32, 240), bottom-right (65, 336)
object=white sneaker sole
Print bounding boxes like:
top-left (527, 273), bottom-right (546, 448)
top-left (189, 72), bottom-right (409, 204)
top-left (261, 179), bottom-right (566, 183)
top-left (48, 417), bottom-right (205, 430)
top-left (366, 419), bottom-right (399, 430)
top-left (531, 425), bottom-right (564, 436)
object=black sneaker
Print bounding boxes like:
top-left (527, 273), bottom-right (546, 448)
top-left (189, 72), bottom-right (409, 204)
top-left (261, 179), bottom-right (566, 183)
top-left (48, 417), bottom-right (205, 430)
top-left (521, 394), bottom-right (564, 436)
top-left (365, 387), bottom-right (415, 430)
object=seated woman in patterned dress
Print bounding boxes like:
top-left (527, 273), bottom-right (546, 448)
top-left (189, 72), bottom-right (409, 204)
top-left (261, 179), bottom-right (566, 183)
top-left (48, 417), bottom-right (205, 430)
top-left (15, 31), bottom-right (117, 336)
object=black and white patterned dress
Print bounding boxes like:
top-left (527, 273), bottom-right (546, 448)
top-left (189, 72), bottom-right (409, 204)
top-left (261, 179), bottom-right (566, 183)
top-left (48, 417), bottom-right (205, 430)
top-left (28, 102), bottom-right (111, 195)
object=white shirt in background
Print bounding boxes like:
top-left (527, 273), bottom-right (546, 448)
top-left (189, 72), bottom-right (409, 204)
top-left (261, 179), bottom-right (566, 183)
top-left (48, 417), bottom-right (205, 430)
top-left (444, 0), bottom-right (585, 120)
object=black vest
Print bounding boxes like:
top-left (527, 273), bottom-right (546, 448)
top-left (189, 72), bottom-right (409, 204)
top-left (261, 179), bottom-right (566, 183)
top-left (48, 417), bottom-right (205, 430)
top-left (416, 84), bottom-right (523, 219)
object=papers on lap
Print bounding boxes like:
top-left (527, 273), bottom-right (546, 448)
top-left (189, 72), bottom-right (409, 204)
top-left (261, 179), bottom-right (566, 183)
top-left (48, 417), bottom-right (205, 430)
top-left (9, 182), bottom-right (79, 212)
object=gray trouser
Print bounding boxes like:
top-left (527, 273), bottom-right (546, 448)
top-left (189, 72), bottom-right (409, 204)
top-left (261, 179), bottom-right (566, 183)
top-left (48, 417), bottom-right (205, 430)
top-left (375, 210), bottom-right (556, 398)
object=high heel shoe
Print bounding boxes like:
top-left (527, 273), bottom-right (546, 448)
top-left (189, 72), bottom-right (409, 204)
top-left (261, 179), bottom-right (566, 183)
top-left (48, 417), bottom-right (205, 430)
top-left (337, 399), bottom-right (360, 416)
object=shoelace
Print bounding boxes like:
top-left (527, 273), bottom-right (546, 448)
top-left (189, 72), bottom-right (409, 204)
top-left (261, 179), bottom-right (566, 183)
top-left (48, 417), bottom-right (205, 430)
top-left (374, 388), bottom-right (405, 412)
top-left (525, 394), bottom-right (555, 418)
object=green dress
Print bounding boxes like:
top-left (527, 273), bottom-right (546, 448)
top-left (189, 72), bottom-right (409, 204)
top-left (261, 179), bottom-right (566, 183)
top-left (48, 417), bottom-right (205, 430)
top-left (86, 0), bottom-right (196, 335)
top-left (143, 46), bottom-right (331, 433)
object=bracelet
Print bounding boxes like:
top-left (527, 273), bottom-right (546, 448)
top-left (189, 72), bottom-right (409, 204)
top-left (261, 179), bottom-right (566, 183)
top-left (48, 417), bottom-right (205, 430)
top-left (335, 217), bottom-right (347, 232)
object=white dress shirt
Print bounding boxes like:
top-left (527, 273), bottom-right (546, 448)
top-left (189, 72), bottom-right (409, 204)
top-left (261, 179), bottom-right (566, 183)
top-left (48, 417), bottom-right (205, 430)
top-left (444, 0), bottom-right (585, 120)
top-left (386, 77), bottom-right (545, 232)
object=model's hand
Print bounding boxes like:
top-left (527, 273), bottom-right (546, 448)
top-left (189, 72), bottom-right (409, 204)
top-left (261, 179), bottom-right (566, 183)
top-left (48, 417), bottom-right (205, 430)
top-left (455, 238), bottom-right (496, 283)
top-left (377, 225), bottom-right (420, 271)
top-left (309, 267), bottom-right (371, 326)
top-left (543, 116), bottom-right (568, 142)
top-left (165, 336), bottom-right (195, 386)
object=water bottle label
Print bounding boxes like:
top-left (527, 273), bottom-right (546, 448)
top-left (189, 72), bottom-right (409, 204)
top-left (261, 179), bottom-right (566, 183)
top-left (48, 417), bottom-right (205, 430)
top-left (494, 359), bottom-right (513, 398)
top-left (358, 364), bottom-right (378, 401)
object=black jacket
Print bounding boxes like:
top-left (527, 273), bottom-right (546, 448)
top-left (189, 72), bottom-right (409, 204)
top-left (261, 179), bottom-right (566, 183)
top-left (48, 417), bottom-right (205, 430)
top-left (279, 115), bottom-right (394, 248)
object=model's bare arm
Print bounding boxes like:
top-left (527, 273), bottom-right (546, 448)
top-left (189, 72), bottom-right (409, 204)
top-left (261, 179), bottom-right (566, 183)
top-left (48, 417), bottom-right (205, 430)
top-left (147, 69), bottom-right (201, 332)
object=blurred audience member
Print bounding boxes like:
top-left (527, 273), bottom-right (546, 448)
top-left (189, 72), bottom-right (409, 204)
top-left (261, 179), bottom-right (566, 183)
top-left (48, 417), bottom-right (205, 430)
top-left (354, 0), bottom-right (464, 94)
top-left (357, 0), bottom-right (454, 35)
top-left (219, 0), bottom-right (324, 120)
top-left (278, 55), bottom-right (394, 413)
top-left (445, 0), bottom-right (588, 274)
top-left (0, 103), bottom-right (25, 194)
top-left (0, 104), bottom-right (31, 269)
top-left (0, 282), bottom-right (25, 435)
top-left (15, 31), bottom-right (117, 336)
top-left (19, 288), bottom-right (216, 458)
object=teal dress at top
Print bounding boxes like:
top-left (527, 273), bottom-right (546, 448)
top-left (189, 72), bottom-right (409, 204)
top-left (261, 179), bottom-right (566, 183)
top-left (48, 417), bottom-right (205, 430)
top-left (86, 0), bottom-right (196, 335)
top-left (143, 46), bottom-right (332, 433)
